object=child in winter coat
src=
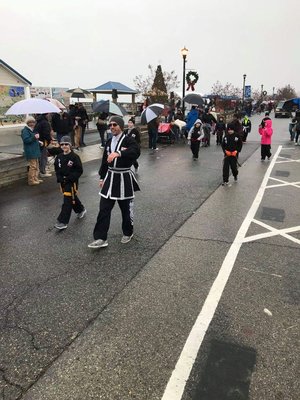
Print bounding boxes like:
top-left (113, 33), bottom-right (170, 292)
top-left (259, 119), bottom-right (273, 160)
top-left (221, 124), bottom-right (243, 185)
top-left (54, 135), bottom-right (86, 230)
top-left (124, 118), bottom-right (141, 172)
top-left (242, 115), bottom-right (252, 142)
top-left (187, 119), bottom-right (203, 160)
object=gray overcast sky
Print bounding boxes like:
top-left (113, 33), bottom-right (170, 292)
top-left (1, 0), bottom-right (300, 97)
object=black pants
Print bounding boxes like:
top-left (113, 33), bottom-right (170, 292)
top-left (93, 197), bottom-right (134, 240)
top-left (190, 141), bottom-right (200, 158)
top-left (223, 156), bottom-right (238, 183)
top-left (261, 144), bottom-right (272, 160)
top-left (98, 130), bottom-right (106, 147)
top-left (80, 124), bottom-right (87, 145)
top-left (57, 194), bottom-right (84, 224)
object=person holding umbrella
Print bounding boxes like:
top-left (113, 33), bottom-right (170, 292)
top-left (147, 117), bottom-right (159, 150)
top-left (21, 116), bottom-right (42, 186)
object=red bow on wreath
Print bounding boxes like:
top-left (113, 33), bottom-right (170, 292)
top-left (186, 71), bottom-right (199, 91)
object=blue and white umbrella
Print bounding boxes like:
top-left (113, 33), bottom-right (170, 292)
top-left (141, 103), bottom-right (164, 124)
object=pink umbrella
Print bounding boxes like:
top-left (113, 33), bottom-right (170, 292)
top-left (46, 98), bottom-right (66, 110)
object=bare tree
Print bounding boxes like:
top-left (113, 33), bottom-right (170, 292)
top-left (211, 81), bottom-right (241, 97)
top-left (276, 84), bottom-right (297, 100)
top-left (133, 65), bottom-right (180, 98)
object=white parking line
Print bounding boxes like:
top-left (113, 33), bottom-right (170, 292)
top-left (161, 146), bottom-right (283, 400)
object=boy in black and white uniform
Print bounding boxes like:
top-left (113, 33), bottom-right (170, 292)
top-left (54, 136), bottom-right (86, 230)
top-left (88, 116), bottom-right (140, 249)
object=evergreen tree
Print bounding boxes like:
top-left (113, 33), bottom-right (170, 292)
top-left (149, 65), bottom-right (168, 104)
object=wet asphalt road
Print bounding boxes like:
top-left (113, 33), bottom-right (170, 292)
top-left (0, 115), bottom-right (299, 400)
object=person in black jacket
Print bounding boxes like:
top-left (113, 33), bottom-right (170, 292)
top-left (88, 116), bottom-right (140, 249)
top-left (221, 124), bottom-right (243, 185)
top-left (215, 116), bottom-right (226, 145)
top-left (76, 103), bottom-right (89, 147)
top-left (124, 118), bottom-right (141, 171)
top-left (54, 136), bottom-right (86, 230)
top-left (201, 108), bottom-right (217, 146)
top-left (96, 112), bottom-right (108, 148)
top-left (51, 111), bottom-right (73, 143)
top-left (34, 113), bottom-right (53, 177)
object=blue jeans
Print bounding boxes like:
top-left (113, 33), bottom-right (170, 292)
top-left (148, 128), bottom-right (158, 149)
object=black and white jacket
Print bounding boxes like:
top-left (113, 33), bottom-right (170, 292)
top-left (99, 133), bottom-right (140, 200)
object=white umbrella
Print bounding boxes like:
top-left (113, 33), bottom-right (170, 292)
top-left (5, 98), bottom-right (60, 115)
top-left (46, 98), bottom-right (66, 110)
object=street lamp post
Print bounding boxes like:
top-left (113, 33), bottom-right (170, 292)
top-left (181, 46), bottom-right (188, 115)
top-left (242, 74), bottom-right (246, 108)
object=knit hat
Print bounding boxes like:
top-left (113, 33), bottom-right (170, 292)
top-left (60, 136), bottom-right (72, 145)
top-left (25, 116), bottom-right (36, 124)
top-left (109, 116), bottom-right (124, 130)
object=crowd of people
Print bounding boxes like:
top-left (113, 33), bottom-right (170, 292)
top-left (20, 102), bottom-right (280, 245)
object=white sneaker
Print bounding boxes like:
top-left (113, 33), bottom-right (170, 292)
top-left (88, 239), bottom-right (108, 249)
top-left (40, 172), bottom-right (52, 177)
top-left (77, 208), bottom-right (87, 219)
top-left (121, 234), bottom-right (133, 244)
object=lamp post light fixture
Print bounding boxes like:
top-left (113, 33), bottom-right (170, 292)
top-left (242, 74), bottom-right (247, 108)
top-left (181, 46), bottom-right (188, 115)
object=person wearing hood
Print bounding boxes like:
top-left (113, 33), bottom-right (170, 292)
top-left (259, 118), bottom-right (273, 161)
top-left (242, 115), bottom-right (252, 142)
top-left (187, 119), bottom-right (203, 160)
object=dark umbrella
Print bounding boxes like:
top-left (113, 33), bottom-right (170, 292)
top-left (92, 100), bottom-right (127, 116)
top-left (183, 93), bottom-right (204, 106)
top-left (67, 87), bottom-right (91, 102)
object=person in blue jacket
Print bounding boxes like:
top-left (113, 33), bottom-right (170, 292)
top-left (21, 116), bottom-right (42, 186)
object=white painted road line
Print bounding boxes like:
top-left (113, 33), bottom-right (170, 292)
top-left (161, 146), bottom-right (283, 400)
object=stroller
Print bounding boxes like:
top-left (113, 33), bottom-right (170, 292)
top-left (157, 123), bottom-right (176, 144)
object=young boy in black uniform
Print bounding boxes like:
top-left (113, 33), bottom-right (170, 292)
top-left (54, 136), bottom-right (86, 230)
top-left (221, 124), bottom-right (243, 185)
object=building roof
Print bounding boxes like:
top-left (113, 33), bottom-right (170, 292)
top-left (90, 81), bottom-right (137, 94)
top-left (0, 59), bottom-right (32, 85)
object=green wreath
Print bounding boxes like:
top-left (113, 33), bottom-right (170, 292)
top-left (186, 71), bottom-right (199, 91)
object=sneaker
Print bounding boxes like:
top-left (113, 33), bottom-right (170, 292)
top-left (121, 234), bottom-right (133, 244)
top-left (28, 181), bottom-right (40, 186)
top-left (55, 222), bottom-right (68, 230)
top-left (88, 239), bottom-right (108, 249)
top-left (40, 172), bottom-right (52, 177)
top-left (77, 208), bottom-right (87, 219)
top-left (234, 176), bottom-right (238, 182)
top-left (222, 182), bottom-right (228, 186)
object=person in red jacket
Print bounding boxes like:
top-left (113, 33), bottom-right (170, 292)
top-left (259, 118), bottom-right (273, 161)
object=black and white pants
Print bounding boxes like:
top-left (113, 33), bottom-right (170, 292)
top-left (93, 197), bottom-right (134, 240)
